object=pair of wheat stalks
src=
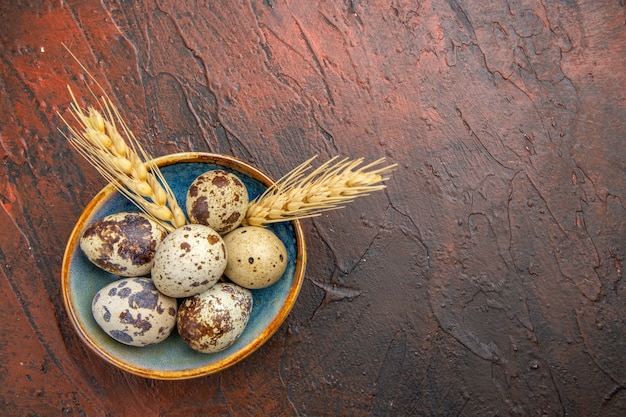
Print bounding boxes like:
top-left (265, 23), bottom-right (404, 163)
top-left (61, 88), bottom-right (396, 231)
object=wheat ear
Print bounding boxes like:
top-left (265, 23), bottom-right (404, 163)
top-left (59, 86), bottom-right (187, 232)
top-left (243, 155), bottom-right (397, 226)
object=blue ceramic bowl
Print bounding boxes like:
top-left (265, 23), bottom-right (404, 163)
top-left (61, 152), bottom-right (306, 379)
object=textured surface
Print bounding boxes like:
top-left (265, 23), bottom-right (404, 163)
top-left (1, 0), bottom-right (625, 415)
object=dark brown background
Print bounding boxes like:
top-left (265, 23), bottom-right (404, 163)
top-left (1, 1), bottom-right (625, 416)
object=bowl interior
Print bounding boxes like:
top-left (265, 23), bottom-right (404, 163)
top-left (62, 153), bottom-right (306, 379)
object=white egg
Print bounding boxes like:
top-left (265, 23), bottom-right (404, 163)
top-left (176, 282), bottom-right (253, 353)
top-left (151, 224), bottom-right (227, 298)
top-left (223, 226), bottom-right (288, 289)
top-left (92, 278), bottom-right (178, 347)
top-left (80, 212), bottom-right (168, 277)
top-left (186, 170), bottom-right (249, 234)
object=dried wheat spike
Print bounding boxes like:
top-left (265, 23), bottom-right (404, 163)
top-left (59, 86), bottom-right (187, 232)
top-left (243, 155), bottom-right (397, 226)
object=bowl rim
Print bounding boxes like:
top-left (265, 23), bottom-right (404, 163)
top-left (61, 152), bottom-right (307, 380)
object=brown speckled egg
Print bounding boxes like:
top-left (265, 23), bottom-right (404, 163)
top-left (92, 278), bottom-right (178, 347)
top-left (151, 224), bottom-right (227, 298)
top-left (223, 226), bottom-right (288, 289)
top-left (80, 212), bottom-right (168, 277)
top-left (177, 282), bottom-right (253, 353)
top-left (186, 170), bottom-right (249, 234)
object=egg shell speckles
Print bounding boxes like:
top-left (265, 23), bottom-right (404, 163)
top-left (80, 212), bottom-right (168, 277)
top-left (151, 224), bottom-right (227, 298)
top-left (223, 226), bottom-right (288, 289)
top-left (92, 278), bottom-right (178, 347)
top-left (177, 282), bottom-right (253, 353)
top-left (186, 170), bottom-right (249, 235)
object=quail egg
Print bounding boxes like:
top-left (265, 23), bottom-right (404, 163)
top-left (80, 211), bottom-right (168, 277)
top-left (151, 224), bottom-right (227, 298)
top-left (177, 282), bottom-right (253, 353)
top-left (186, 170), bottom-right (249, 234)
top-left (223, 226), bottom-right (288, 289)
top-left (92, 277), bottom-right (178, 347)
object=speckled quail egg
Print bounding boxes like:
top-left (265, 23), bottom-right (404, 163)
top-left (186, 170), bottom-right (249, 234)
top-left (177, 282), bottom-right (253, 353)
top-left (151, 224), bottom-right (227, 298)
top-left (223, 226), bottom-right (288, 289)
top-left (92, 277), bottom-right (178, 347)
top-left (80, 211), bottom-right (168, 277)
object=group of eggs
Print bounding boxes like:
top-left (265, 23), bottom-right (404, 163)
top-left (80, 170), bottom-right (289, 353)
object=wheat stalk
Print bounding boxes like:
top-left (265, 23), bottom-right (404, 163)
top-left (243, 155), bottom-right (397, 226)
top-left (59, 86), bottom-right (187, 232)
